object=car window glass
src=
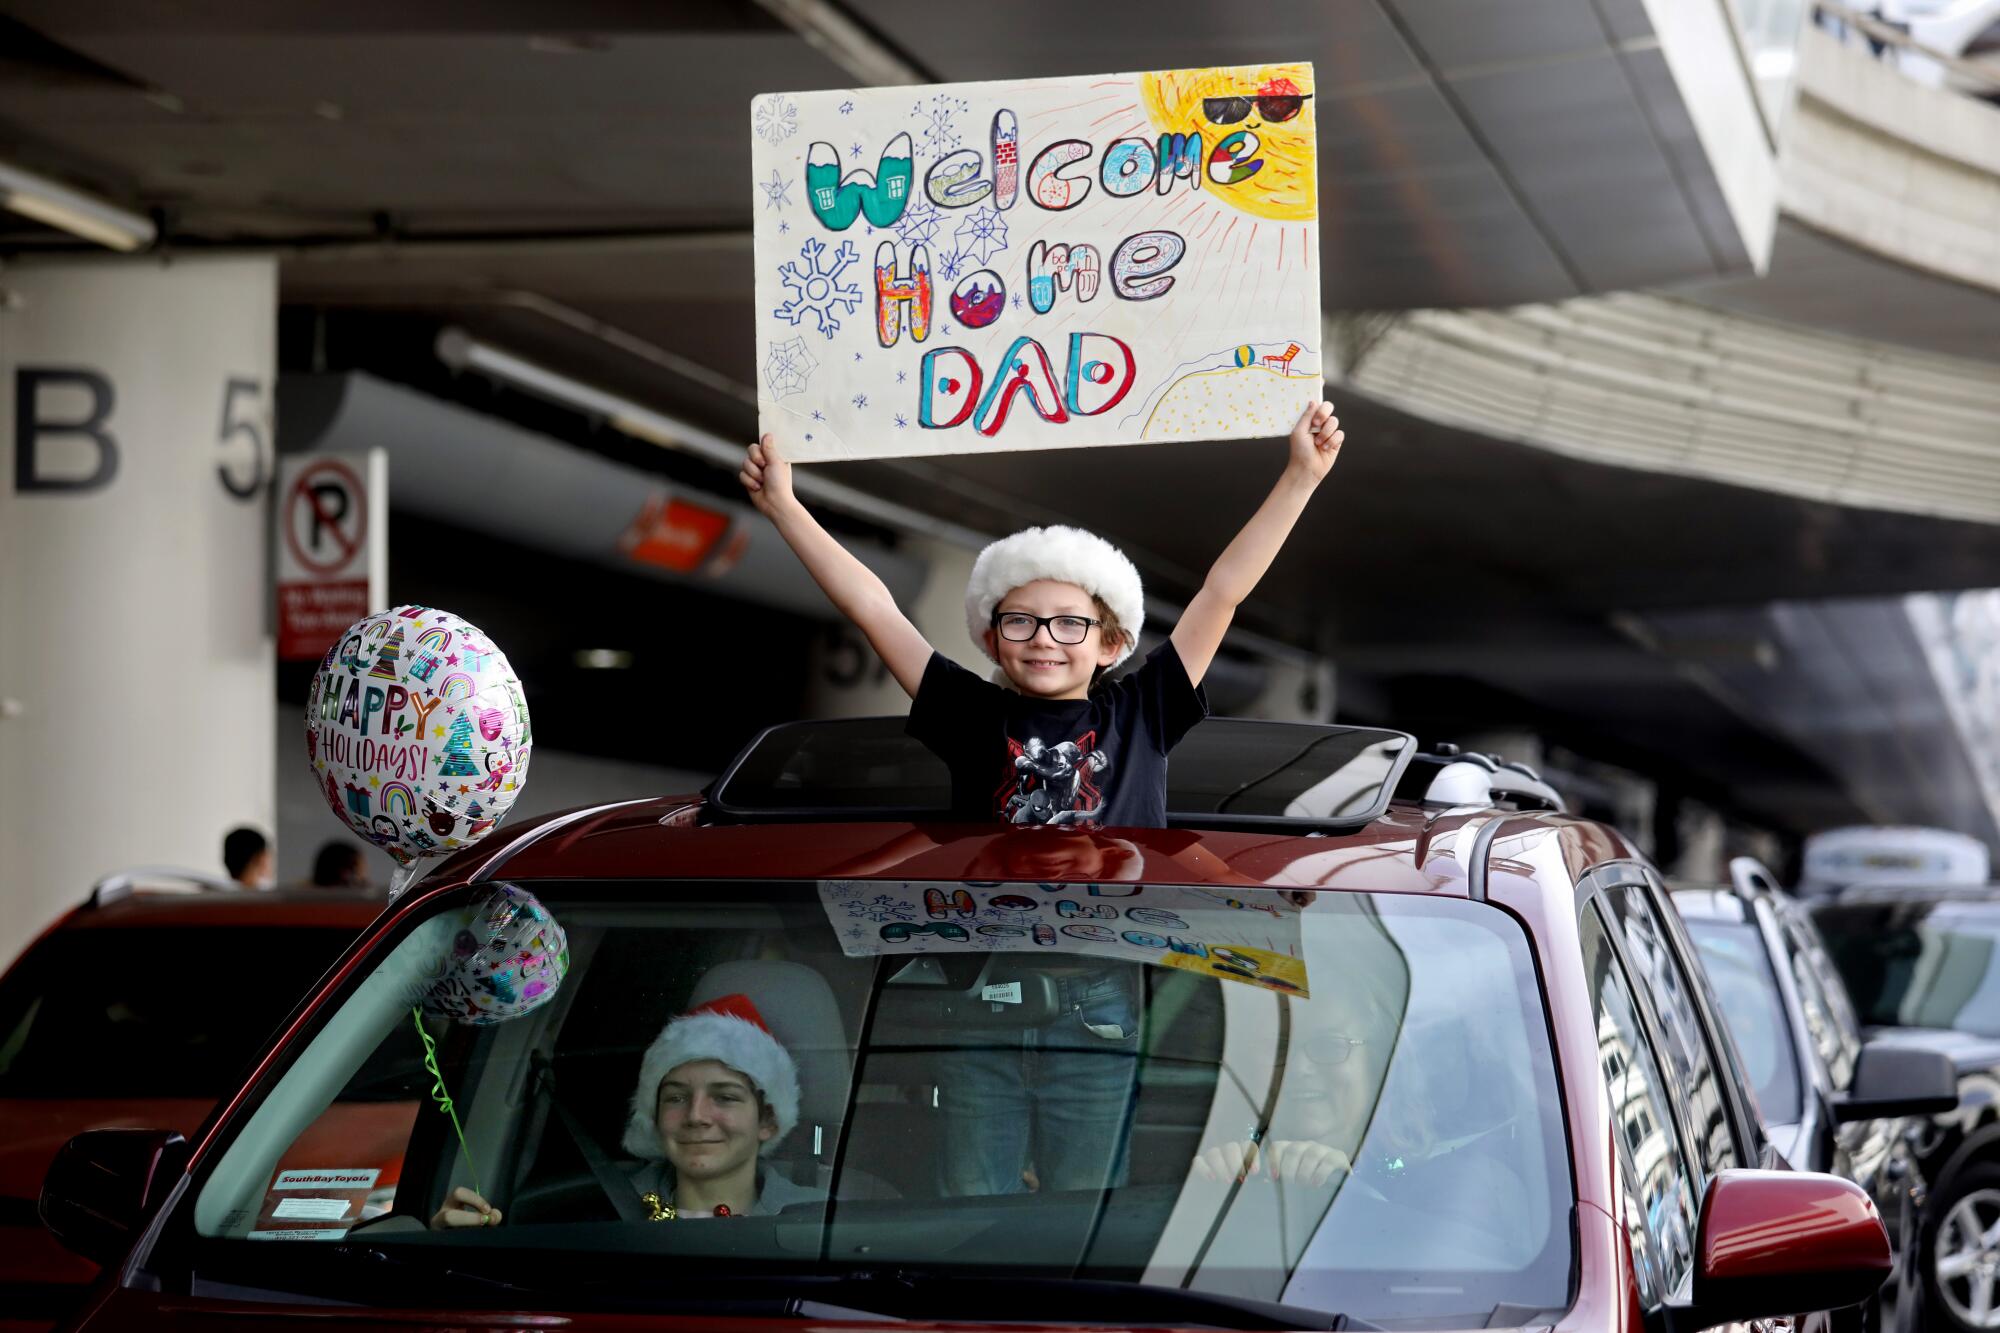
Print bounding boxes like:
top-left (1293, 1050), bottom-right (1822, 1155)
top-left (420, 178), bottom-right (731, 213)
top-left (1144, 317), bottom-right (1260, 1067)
top-left (1583, 905), bottom-right (1698, 1308)
top-left (1783, 907), bottom-right (1862, 1073)
top-left (1602, 886), bottom-right (1736, 1183)
top-left (181, 881), bottom-right (1571, 1329)
top-left (1683, 918), bottom-right (1803, 1125)
top-left (0, 927), bottom-right (356, 1097)
top-left (1816, 902), bottom-right (2000, 1038)
top-left (1777, 913), bottom-right (1858, 1089)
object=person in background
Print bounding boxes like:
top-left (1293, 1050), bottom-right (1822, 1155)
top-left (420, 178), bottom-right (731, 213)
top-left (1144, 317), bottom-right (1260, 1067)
top-left (309, 840), bottom-right (371, 889)
top-left (222, 826), bottom-right (274, 891)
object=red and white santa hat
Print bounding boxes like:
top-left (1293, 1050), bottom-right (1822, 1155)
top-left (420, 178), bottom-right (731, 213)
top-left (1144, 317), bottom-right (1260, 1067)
top-left (623, 993), bottom-right (801, 1159)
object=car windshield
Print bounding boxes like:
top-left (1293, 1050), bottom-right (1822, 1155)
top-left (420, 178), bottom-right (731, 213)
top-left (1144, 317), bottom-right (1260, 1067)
top-left (175, 879), bottom-right (1571, 1329)
top-left (1682, 917), bottom-right (1803, 1125)
top-left (1816, 899), bottom-right (2000, 1038)
top-left (0, 925), bottom-right (360, 1098)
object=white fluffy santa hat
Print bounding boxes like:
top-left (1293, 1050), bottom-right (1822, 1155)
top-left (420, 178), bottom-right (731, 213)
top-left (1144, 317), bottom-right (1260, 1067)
top-left (623, 993), bottom-right (801, 1159)
top-left (964, 525), bottom-right (1144, 670)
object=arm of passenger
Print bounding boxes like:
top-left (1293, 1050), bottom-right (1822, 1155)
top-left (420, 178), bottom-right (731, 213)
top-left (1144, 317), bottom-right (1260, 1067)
top-left (1170, 401), bottom-right (1343, 687)
top-left (741, 435), bottom-right (933, 697)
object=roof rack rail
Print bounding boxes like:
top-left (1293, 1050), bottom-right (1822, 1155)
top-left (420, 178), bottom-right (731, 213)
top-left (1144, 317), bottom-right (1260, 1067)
top-left (88, 867), bottom-right (242, 908)
top-left (1727, 856), bottom-right (1784, 902)
top-left (1409, 745), bottom-right (1566, 813)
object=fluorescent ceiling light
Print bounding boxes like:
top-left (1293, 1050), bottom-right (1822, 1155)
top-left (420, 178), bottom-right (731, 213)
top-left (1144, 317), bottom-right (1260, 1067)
top-left (433, 326), bottom-right (989, 548)
top-left (0, 160), bottom-right (154, 252)
top-left (750, 0), bottom-right (924, 85)
top-left (574, 648), bottom-right (633, 670)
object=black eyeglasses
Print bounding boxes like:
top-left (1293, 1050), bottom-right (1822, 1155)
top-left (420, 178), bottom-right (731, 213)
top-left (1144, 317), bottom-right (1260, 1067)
top-left (1202, 94), bottom-right (1312, 125)
top-left (993, 612), bottom-right (1100, 645)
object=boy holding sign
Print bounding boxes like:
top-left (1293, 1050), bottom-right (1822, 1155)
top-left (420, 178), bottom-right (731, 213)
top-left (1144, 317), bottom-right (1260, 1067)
top-left (742, 401), bottom-right (1339, 1195)
top-left (739, 397), bottom-right (1343, 821)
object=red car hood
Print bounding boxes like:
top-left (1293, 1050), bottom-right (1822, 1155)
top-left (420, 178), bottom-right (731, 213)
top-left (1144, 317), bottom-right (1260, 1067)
top-left (64, 1302), bottom-right (1548, 1333)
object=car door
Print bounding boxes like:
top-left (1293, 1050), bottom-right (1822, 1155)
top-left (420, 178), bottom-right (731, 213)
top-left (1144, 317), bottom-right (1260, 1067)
top-left (1582, 865), bottom-right (1794, 1330)
top-left (1773, 894), bottom-right (1917, 1266)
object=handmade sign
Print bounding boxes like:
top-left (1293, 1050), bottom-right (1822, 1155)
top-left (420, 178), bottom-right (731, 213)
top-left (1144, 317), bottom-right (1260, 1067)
top-left (819, 880), bottom-right (1309, 996)
top-left (753, 64), bottom-right (1320, 462)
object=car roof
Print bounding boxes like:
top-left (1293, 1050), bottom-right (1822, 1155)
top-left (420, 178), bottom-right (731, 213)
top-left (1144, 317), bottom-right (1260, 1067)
top-left (431, 793), bottom-right (1640, 901)
top-left (56, 888), bottom-right (387, 932)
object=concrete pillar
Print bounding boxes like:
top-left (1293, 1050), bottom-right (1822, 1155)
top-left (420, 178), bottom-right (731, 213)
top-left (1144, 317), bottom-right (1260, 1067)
top-left (0, 256), bottom-right (276, 964)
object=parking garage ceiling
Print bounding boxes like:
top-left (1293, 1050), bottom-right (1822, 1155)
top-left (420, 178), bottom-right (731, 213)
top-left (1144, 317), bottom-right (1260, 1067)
top-left (4, 1), bottom-right (1996, 839)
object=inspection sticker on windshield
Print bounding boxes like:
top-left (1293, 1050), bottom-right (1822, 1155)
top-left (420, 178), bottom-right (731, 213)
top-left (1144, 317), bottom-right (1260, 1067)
top-left (981, 981), bottom-right (1024, 1003)
top-left (273, 1168), bottom-right (378, 1190)
top-left (249, 1228), bottom-right (354, 1241)
top-left (271, 1197), bottom-right (352, 1221)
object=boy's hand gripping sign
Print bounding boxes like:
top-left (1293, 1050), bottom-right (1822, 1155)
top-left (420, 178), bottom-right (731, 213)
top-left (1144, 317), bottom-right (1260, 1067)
top-left (753, 64), bottom-right (1322, 462)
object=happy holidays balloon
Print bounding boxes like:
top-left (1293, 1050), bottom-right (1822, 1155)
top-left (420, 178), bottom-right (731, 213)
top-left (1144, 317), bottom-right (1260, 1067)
top-left (412, 883), bottom-right (568, 1026)
top-left (306, 606), bottom-right (531, 866)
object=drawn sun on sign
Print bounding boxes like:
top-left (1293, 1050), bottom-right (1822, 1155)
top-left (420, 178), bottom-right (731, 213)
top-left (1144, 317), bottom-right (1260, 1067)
top-left (1043, 62), bottom-right (1317, 287)
top-left (1139, 64), bottom-right (1315, 224)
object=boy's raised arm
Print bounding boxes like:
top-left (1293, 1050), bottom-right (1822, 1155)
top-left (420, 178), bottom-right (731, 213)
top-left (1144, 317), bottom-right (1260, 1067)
top-left (740, 435), bottom-right (935, 698)
top-left (1171, 401), bottom-right (1344, 688)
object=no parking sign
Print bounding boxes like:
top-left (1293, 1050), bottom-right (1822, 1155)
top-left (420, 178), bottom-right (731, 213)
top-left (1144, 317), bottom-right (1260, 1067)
top-left (276, 450), bottom-right (386, 660)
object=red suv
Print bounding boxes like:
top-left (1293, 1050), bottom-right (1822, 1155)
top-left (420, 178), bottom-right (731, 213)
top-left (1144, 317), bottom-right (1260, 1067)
top-left (0, 876), bottom-right (406, 1333)
top-left (43, 722), bottom-right (1890, 1331)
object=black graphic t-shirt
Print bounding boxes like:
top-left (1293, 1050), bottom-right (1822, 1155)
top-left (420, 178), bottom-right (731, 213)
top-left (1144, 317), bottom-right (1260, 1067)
top-left (907, 639), bottom-right (1210, 829)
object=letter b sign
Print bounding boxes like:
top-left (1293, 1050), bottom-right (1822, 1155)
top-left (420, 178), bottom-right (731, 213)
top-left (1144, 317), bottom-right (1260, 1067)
top-left (14, 368), bottom-right (117, 492)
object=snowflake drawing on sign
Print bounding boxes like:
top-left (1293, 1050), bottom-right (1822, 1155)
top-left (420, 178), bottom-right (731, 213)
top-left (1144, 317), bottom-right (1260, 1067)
top-left (937, 248), bottom-right (967, 282)
top-left (852, 392), bottom-right (869, 409)
top-left (911, 92), bottom-right (970, 158)
top-left (773, 237), bottom-right (863, 339)
top-left (894, 198), bottom-right (942, 247)
top-left (838, 99), bottom-right (855, 116)
top-left (762, 338), bottom-right (818, 399)
top-left (893, 413), bottom-right (908, 429)
top-left (758, 169), bottom-right (793, 211)
top-left (953, 205), bottom-right (1008, 265)
top-left (849, 141), bottom-right (864, 160)
top-left (846, 894), bottom-right (918, 924)
top-left (753, 94), bottom-right (798, 146)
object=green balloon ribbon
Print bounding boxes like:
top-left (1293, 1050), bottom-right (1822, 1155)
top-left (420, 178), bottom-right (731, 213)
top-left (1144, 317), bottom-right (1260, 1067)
top-left (412, 1006), bottom-right (484, 1201)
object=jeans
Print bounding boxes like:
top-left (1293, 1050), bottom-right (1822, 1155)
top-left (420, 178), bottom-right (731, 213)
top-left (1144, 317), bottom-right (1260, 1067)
top-left (935, 967), bottom-right (1142, 1196)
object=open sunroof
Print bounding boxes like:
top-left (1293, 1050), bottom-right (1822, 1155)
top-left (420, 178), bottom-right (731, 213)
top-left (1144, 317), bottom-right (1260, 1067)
top-left (708, 717), bottom-right (1415, 832)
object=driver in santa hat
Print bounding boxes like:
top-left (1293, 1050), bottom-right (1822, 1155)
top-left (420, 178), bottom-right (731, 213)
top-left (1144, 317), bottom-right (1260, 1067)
top-left (432, 993), bottom-right (824, 1226)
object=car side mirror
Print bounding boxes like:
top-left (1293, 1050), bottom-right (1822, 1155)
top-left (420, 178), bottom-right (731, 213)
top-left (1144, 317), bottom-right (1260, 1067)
top-left (1832, 1041), bottom-right (1958, 1123)
top-left (40, 1129), bottom-right (190, 1267)
top-left (1666, 1169), bottom-right (1890, 1332)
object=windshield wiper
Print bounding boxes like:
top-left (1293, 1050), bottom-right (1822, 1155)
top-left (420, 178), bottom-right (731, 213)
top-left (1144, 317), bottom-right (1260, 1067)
top-left (575, 1270), bottom-right (1374, 1330)
top-left (329, 1243), bottom-right (547, 1304)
